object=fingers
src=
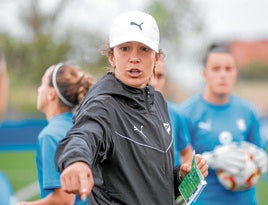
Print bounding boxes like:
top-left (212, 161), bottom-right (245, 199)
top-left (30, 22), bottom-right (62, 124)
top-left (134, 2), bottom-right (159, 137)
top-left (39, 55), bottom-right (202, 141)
top-left (224, 166), bottom-right (242, 175)
top-left (179, 154), bottom-right (209, 179)
top-left (80, 176), bottom-right (89, 201)
top-left (195, 154), bottom-right (208, 178)
top-left (240, 142), bottom-right (268, 173)
top-left (253, 149), bottom-right (268, 173)
top-left (179, 163), bottom-right (192, 178)
top-left (61, 171), bottom-right (75, 193)
top-left (60, 161), bottom-right (94, 200)
top-left (79, 168), bottom-right (94, 201)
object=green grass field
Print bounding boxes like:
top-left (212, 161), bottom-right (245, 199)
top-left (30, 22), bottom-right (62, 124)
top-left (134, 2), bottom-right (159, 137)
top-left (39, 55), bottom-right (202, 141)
top-left (0, 151), bottom-right (268, 204)
top-left (0, 151), bottom-right (39, 201)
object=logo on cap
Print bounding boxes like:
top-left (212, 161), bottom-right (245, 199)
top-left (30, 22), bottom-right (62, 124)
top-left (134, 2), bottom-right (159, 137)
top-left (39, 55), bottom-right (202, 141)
top-left (130, 22), bottom-right (144, 31)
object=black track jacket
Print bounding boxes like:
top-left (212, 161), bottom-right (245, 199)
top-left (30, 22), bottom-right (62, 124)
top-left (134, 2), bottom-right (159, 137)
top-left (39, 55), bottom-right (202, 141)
top-left (56, 73), bottom-right (176, 205)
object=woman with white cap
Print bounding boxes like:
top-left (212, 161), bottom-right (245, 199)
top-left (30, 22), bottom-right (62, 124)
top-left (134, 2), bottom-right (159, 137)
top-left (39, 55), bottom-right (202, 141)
top-left (55, 10), bottom-right (208, 205)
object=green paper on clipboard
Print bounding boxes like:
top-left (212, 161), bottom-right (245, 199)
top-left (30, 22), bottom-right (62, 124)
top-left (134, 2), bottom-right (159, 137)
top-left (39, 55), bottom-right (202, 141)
top-left (178, 151), bottom-right (207, 205)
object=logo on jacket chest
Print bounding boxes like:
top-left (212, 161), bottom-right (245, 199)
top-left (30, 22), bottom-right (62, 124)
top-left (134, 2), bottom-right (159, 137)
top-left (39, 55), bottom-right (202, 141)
top-left (133, 122), bottom-right (171, 138)
top-left (163, 122), bottom-right (171, 135)
top-left (134, 125), bottom-right (146, 138)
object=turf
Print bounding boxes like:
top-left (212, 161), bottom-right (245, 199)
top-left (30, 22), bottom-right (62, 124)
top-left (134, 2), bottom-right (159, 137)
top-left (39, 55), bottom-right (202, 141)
top-left (0, 151), bottom-right (39, 200)
top-left (256, 179), bottom-right (268, 204)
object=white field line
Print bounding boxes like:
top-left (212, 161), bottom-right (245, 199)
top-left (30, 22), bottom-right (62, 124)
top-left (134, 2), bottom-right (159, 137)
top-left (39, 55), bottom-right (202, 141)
top-left (15, 180), bottom-right (40, 201)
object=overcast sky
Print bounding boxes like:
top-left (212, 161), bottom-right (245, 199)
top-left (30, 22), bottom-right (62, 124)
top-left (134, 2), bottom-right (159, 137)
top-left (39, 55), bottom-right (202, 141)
top-left (1, 0), bottom-right (268, 90)
top-left (1, 0), bottom-right (268, 39)
top-left (197, 0), bottom-right (268, 40)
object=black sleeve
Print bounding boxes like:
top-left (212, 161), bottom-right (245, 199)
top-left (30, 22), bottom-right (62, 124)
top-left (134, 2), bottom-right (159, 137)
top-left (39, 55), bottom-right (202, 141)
top-left (55, 99), bottom-right (112, 172)
top-left (174, 165), bottom-right (182, 199)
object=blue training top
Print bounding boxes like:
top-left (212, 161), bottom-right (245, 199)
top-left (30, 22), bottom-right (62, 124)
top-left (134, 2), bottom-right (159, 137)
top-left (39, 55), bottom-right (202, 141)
top-left (167, 101), bottom-right (190, 166)
top-left (36, 112), bottom-right (88, 205)
top-left (178, 94), bottom-right (263, 205)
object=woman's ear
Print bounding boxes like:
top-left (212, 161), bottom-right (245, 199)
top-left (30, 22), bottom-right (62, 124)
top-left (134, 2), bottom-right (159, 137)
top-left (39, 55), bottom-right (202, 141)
top-left (154, 52), bottom-right (160, 67)
top-left (48, 87), bottom-right (57, 101)
top-left (107, 50), bottom-right (116, 68)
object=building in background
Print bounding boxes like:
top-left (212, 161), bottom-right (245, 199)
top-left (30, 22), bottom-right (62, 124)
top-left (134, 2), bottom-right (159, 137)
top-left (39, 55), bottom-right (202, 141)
top-left (226, 39), bottom-right (268, 116)
top-left (229, 40), bottom-right (268, 68)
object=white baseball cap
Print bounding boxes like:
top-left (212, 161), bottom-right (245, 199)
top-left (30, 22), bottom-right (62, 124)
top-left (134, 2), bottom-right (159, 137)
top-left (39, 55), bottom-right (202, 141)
top-left (109, 10), bottom-right (159, 53)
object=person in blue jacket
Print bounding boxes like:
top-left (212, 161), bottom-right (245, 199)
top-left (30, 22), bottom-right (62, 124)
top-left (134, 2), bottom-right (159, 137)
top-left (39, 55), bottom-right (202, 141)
top-left (17, 63), bottom-right (94, 205)
top-left (178, 43), bottom-right (267, 205)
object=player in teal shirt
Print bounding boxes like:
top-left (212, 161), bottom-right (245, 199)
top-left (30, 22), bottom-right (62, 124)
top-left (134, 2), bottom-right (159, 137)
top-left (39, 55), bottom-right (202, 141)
top-left (167, 101), bottom-right (192, 166)
top-left (179, 44), bottom-right (267, 205)
top-left (17, 63), bottom-right (94, 205)
top-left (36, 113), bottom-right (76, 198)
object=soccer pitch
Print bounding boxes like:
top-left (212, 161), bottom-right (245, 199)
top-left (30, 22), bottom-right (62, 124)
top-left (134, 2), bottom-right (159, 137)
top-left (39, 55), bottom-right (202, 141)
top-left (0, 151), bottom-right (267, 203)
top-left (0, 151), bottom-right (39, 201)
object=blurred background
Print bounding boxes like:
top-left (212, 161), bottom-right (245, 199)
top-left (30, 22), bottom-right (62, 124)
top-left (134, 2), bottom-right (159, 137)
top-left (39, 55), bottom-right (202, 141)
top-left (0, 0), bottom-right (268, 203)
top-left (0, 0), bottom-right (268, 118)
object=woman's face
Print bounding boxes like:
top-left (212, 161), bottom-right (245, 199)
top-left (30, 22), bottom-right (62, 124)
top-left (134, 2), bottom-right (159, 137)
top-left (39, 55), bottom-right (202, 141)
top-left (36, 66), bottom-right (53, 112)
top-left (108, 41), bottom-right (159, 89)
